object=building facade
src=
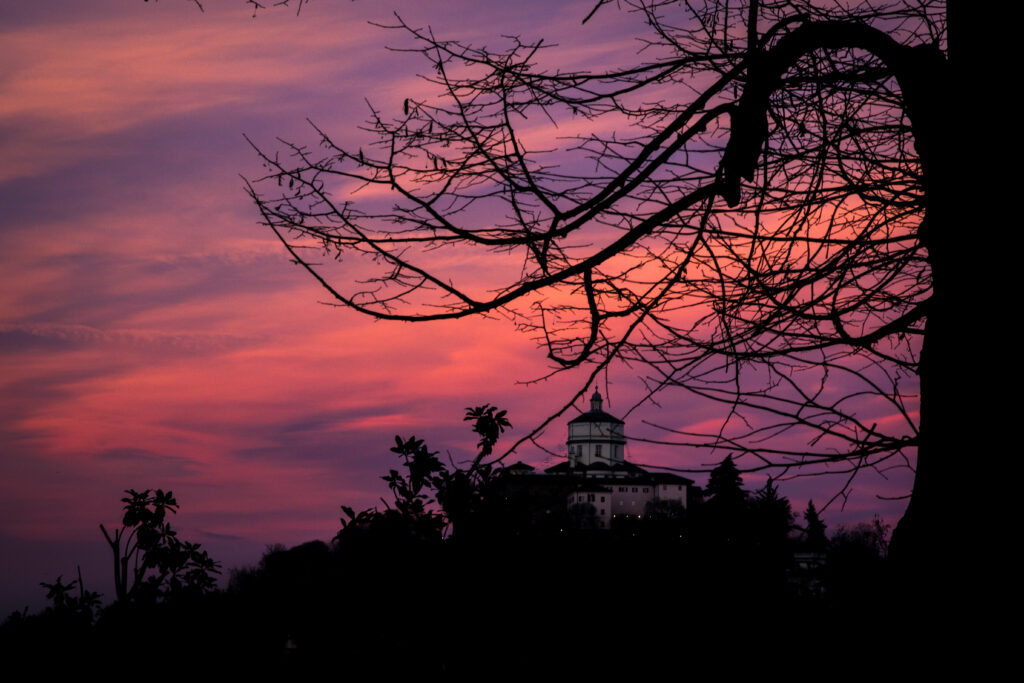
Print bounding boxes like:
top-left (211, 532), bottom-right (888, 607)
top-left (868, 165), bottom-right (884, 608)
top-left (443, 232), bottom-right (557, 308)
top-left (509, 391), bottom-right (695, 530)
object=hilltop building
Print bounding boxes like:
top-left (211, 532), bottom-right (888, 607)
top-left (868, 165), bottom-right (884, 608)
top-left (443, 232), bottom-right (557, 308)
top-left (506, 391), bottom-right (696, 530)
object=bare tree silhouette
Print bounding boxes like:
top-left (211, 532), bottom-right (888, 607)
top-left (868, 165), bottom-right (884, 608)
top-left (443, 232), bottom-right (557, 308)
top-left (245, 0), bottom-right (989, 573)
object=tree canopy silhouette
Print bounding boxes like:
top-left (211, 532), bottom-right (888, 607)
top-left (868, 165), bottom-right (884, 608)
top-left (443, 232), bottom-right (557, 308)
top-left (336, 405), bottom-right (511, 544)
top-left (100, 488), bottom-right (221, 604)
top-left (246, 0), bottom-right (989, 575)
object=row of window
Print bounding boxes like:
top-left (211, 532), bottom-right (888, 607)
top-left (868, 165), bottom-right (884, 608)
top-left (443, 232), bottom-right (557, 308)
top-left (573, 494), bottom-right (607, 503)
top-left (573, 486), bottom-right (684, 507)
top-left (577, 486), bottom-right (683, 498)
top-left (569, 445), bottom-right (605, 455)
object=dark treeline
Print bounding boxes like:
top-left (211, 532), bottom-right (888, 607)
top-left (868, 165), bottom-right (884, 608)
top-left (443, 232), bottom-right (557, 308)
top-left (1, 408), bottom-right (930, 675)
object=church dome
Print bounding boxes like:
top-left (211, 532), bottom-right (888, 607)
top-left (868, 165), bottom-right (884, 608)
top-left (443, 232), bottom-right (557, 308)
top-left (568, 390), bottom-right (624, 425)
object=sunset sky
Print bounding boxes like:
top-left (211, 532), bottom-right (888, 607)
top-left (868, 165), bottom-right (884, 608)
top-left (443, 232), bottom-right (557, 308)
top-left (0, 0), bottom-right (916, 615)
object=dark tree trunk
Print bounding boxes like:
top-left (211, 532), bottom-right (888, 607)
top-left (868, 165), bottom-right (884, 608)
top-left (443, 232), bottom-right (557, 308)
top-left (892, 1), bottom-right (999, 616)
top-left (722, 5), bottom-right (986, 597)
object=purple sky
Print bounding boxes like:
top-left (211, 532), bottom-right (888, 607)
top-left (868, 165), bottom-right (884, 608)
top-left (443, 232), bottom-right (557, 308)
top-left (0, 0), bottom-right (916, 615)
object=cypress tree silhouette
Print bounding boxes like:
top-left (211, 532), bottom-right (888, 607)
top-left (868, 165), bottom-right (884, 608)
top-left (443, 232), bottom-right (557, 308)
top-left (802, 500), bottom-right (827, 553)
top-left (705, 455), bottom-right (745, 503)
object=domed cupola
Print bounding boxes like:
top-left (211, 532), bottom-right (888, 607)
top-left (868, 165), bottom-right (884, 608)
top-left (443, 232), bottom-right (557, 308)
top-left (566, 391), bottom-right (626, 467)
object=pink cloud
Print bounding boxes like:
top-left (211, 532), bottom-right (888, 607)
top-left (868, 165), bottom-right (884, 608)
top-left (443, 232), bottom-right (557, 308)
top-left (0, 0), bottom-right (920, 616)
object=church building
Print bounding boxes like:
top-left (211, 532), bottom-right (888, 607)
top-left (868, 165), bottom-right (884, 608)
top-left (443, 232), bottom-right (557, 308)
top-left (507, 391), bottom-right (695, 530)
